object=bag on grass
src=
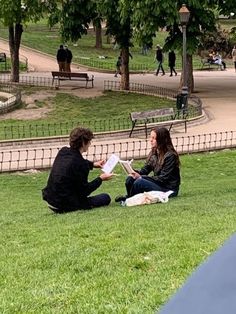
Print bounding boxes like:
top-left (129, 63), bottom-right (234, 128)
top-left (125, 190), bottom-right (174, 207)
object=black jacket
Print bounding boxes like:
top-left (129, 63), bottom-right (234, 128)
top-left (168, 51), bottom-right (176, 67)
top-left (156, 49), bottom-right (164, 62)
top-left (138, 151), bottom-right (180, 190)
top-left (42, 147), bottom-right (102, 211)
top-left (66, 49), bottom-right (73, 63)
top-left (56, 48), bottom-right (67, 62)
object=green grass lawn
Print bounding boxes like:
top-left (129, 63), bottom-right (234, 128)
top-left (1, 149), bottom-right (236, 313)
top-left (0, 90), bottom-right (175, 139)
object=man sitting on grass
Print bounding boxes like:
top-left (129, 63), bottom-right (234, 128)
top-left (42, 127), bottom-right (114, 213)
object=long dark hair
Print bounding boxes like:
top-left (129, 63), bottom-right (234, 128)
top-left (149, 127), bottom-right (180, 166)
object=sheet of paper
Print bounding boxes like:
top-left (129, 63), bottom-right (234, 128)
top-left (102, 154), bottom-right (120, 174)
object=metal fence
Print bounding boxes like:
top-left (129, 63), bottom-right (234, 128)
top-left (0, 118), bottom-right (132, 140)
top-left (1, 131), bottom-right (236, 173)
top-left (0, 74), bottom-right (52, 87)
top-left (0, 79), bottom-right (203, 140)
top-left (104, 80), bottom-right (202, 117)
top-left (104, 80), bottom-right (178, 98)
top-left (77, 57), bottom-right (150, 72)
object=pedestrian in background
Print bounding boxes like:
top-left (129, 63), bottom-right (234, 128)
top-left (168, 50), bottom-right (177, 76)
top-left (114, 55), bottom-right (122, 77)
top-left (65, 45), bottom-right (73, 72)
top-left (155, 45), bottom-right (165, 76)
top-left (56, 44), bottom-right (67, 72)
top-left (232, 45), bottom-right (236, 72)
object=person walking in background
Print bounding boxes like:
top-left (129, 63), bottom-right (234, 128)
top-left (232, 45), bottom-right (236, 72)
top-left (65, 45), bottom-right (73, 72)
top-left (115, 127), bottom-right (180, 203)
top-left (168, 50), bottom-right (177, 76)
top-left (42, 127), bottom-right (114, 213)
top-left (114, 55), bottom-right (122, 77)
top-left (56, 44), bottom-right (67, 72)
top-left (155, 45), bottom-right (165, 76)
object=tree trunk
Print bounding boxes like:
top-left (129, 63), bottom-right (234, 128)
top-left (95, 22), bottom-right (102, 49)
top-left (9, 23), bottom-right (23, 82)
top-left (179, 54), bottom-right (194, 94)
top-left (120, 47), bottom-right (130, 90)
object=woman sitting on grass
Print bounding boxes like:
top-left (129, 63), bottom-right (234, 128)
top-left (115, 127), bottom-right (180, 202)
top-left (42, 127), bottom-right (114, 213)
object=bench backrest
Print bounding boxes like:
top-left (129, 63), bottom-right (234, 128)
top-left (51, 71), bottom-right (89, 79)
top-left (130, 108), bottom-right (174, 121)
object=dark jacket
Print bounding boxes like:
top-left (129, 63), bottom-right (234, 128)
top-left (156, 49), bottom-right (164, 62)
top-left (168, 51), bottom-right (176, 67)
top-left (66, 49), bottom-right (73, 63)
top-left (138, 151), bottom-right (180, 190)
top-left (42, 147), bottom-right (102, 211)
top-left (56, 48), bottom-right (67, 62)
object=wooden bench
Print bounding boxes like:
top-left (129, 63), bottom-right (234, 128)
top-left (201, 59), bottom-right (222, 70)
top-left (129, 107), bottom-right (187, 138)
top-left (51, 71), bottom-right (94, 88)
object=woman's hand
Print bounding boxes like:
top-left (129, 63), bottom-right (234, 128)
top-left (100, 173), bottom-right (114, 181)
top-left (93, 160), bottom-right (105, 168)
top-left (130, 171), bottom-right (141, 179)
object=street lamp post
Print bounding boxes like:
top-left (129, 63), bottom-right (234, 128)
top-left (179, 4), bottom-right (190, 97)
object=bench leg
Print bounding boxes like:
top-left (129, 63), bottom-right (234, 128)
top-left (168, 123), bottom-right (173, 132)
top-left (129, 121), bottom-right (136, 138)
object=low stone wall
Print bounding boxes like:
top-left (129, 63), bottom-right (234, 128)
top-left (0, 86), bottom-right (21, 114)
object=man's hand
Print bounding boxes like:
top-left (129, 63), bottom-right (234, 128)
top-left (100, 173), bottom-right (114, 181)
top-left (93, 160), bottom-right (105, 168)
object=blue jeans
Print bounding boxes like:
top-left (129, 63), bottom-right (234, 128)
top-left (125, 176), bottom-right (179, 197)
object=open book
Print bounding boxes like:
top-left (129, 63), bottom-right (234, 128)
top-left (119, 159), bottom-right (135, 175)
top-left (102, 153), bottom-right (135, 175)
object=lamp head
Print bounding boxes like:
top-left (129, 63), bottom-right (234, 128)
top-left (179, 4), bottom-right (190, 25)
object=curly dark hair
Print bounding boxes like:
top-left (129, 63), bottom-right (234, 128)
top-left (69, 127), bottom-right (94, 150)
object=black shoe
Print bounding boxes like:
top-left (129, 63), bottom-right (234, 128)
top-left (115, 195), bottom-right (127, 202)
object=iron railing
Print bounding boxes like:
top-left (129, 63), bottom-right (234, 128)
top-left (0, 131), bottom-right (236, 173)
top-left (76, 57), bottom-right (150, 72)
top-left (0, 79), bottom-right (202, 140)
top-left (104, 80), bottom-right (178, 98)
top-left (0, 74), bottom-right (51, 87)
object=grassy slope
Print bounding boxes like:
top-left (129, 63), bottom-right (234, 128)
top-left (0, 91), bottom-right (175, 139)
top-left (0, 150), bottom-right (236, 313)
